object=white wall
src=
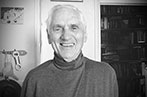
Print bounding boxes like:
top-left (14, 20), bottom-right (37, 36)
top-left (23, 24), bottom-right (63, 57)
top-left (0, 0), bottom-right (37, 85)
top-left (40, 0), bottom-right (101, 63)
top-left (0, 0), bottom-right (101, 85)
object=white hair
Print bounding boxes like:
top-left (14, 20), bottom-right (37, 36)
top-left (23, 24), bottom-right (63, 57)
top-left (46, 4), bottom-right (87, 33)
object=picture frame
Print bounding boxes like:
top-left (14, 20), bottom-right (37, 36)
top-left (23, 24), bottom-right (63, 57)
top-left (0, 7), bottom-right (24, 24)
top-left (51, 0), bottom-right (83, 2)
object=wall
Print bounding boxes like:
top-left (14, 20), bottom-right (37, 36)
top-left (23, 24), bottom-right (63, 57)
top-left (0, 0), bottom-right (37, 85)
top-left (40, 0), bottom-right (100, 63)
top-left (0, 0), bottom-right (100, 85)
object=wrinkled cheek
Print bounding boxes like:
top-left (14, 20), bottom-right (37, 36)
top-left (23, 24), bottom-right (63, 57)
top-left (51, 42), bottom-right (60, 53)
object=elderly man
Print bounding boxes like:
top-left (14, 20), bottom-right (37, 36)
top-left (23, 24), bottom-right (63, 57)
top-left (21, 4), bottom-right (118, 97)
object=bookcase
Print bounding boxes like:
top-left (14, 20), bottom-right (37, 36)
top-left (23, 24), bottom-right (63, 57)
top-left (101, 5), bottom-right (147, 97)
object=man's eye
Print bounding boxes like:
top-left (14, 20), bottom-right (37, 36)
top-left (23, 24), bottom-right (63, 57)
top-left (54, 27), bottom-right (62, 32)
top-left (71, 25), bottom-right (79, 31)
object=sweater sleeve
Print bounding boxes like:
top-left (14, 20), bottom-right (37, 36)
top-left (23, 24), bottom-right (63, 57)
top-left (20, 71), bottom-right (36, 97)
top-left (104, 62), bottom-right (119, 97)
top-left (112, 69), bottom-right (119, 97)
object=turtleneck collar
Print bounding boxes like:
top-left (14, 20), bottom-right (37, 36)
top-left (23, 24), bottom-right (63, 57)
top-left (53, 52), bottom-right (85, 71)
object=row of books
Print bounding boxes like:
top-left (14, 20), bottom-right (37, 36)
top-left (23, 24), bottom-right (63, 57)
top-left (101, 16), bottom-right (145, 30)
top-left (101, 5), bottom-right (146, 15)
top-left (102, 31), bottom-right (146, 45)
top-left (132, 31), bottom-right (146, 44)
top-left (102, 46), bottom-right (146, 61)
top-left (109, 62), bottom-right (143, 79)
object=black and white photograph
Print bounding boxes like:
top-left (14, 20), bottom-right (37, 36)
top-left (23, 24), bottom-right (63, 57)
top-left (0, 0), bottom-right (147, 97)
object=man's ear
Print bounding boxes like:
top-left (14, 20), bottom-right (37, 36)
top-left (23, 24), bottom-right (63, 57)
top-left (46, 29), bottom-right (52, 44)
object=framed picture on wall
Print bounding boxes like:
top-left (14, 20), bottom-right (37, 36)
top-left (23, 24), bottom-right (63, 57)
top-left (0, 7), bottom-right (24, 24)
top-left (51, 0), bottom-right (83, 2)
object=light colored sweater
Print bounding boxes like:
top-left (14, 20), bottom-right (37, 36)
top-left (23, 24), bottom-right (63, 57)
top-left (21, 53), bottom-right (118, 97)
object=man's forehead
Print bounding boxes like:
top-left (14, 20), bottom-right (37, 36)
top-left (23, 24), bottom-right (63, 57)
top-left (53, 7), bottom-right (80, 19)
top-left (52, 18), bottom-right (81, 25)
top-left (52, 8), bottom-right (81, 25)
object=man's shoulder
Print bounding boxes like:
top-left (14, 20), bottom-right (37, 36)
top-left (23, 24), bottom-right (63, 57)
top-left (85, 57), bottom-right (115, 74)
top-left (33, 60), bottom-right (52, 71)
top-left (26, 60), bottom-right (53, 79)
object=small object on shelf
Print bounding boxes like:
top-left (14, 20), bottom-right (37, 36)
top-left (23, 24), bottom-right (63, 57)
top-left (137, 30), bottom-right (146, 43)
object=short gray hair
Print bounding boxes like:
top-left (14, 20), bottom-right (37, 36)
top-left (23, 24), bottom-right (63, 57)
top-left (46, 4), bottom-right (87, 33)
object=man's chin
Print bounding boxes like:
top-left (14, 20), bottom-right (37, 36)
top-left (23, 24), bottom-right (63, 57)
top-left (61, 54), bottom-right (76, 62)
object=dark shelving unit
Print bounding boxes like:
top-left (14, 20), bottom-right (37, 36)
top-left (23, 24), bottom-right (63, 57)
top-left (101, 5), bottom-right (147, 97)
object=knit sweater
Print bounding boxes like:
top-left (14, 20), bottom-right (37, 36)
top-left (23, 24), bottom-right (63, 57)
top-left (21, 53), bottom-right (118, 97)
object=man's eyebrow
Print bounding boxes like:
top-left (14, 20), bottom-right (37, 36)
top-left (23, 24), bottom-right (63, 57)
top-left (71, 24), bottom-right (79, 28)
top-left (53, 24), bottom-right (63, 28)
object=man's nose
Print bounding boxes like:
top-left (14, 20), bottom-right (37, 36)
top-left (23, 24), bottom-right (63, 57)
top-left (60, 27), bottom-right (71, 40)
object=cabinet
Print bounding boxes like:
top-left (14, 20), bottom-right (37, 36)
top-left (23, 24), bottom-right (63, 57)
top-left (101, 5), bottom-right (147, 97)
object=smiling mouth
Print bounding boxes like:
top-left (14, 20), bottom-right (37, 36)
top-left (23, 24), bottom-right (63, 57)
top-left (60, 43), bottom-right (75, 47)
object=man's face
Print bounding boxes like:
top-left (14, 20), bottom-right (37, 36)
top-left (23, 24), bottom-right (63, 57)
top-left (48, 7), bottom-right (87, 62)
